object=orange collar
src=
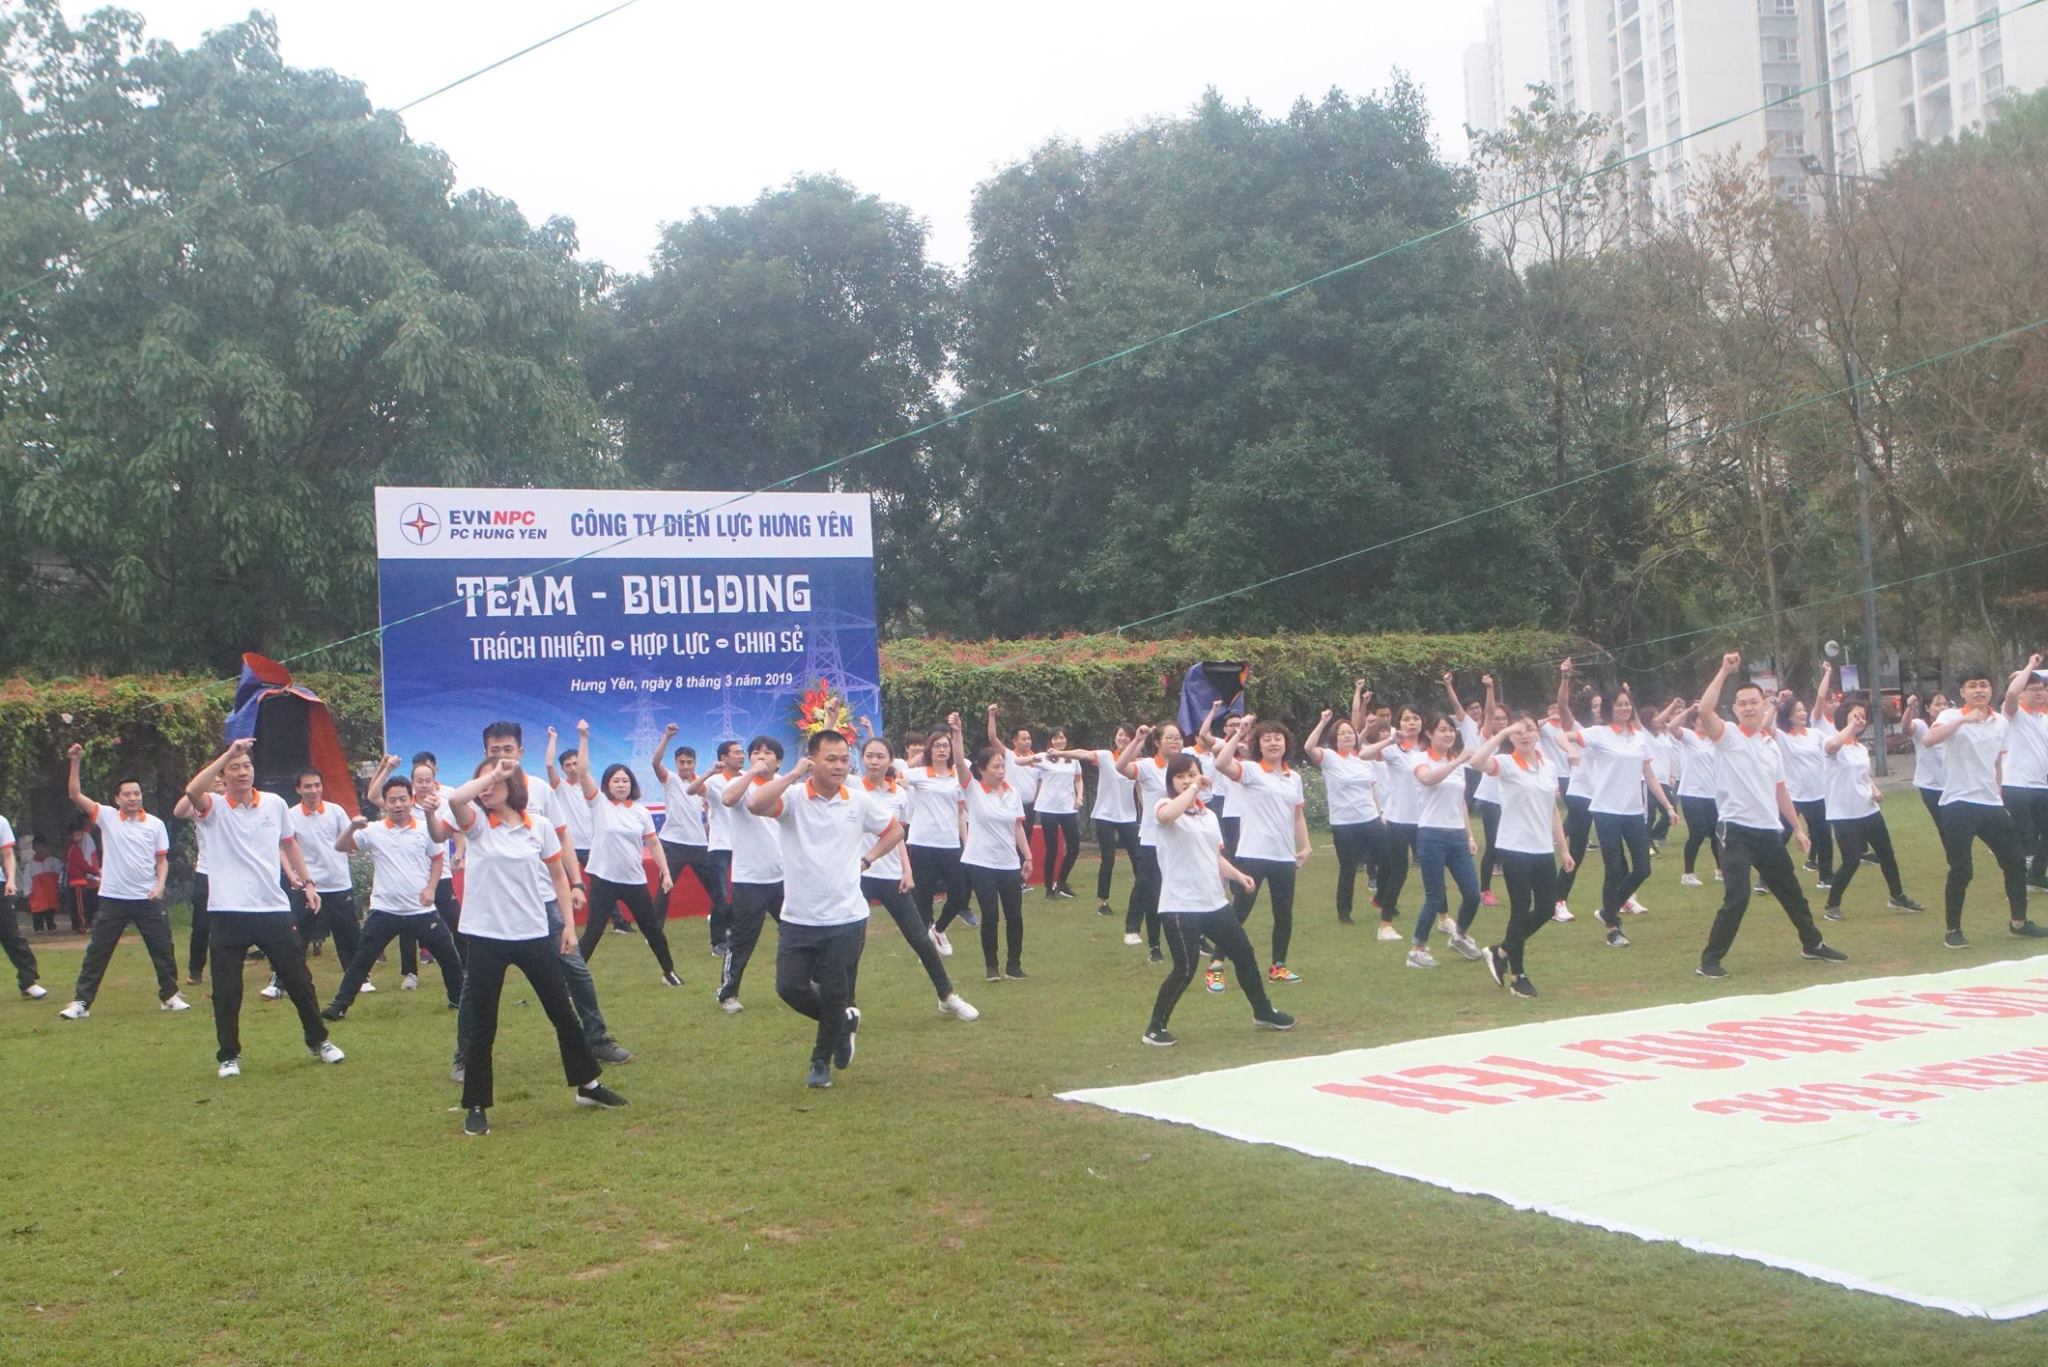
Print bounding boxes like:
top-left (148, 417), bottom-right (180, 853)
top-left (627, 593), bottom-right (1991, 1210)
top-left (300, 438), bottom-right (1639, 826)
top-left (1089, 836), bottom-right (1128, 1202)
top-left (1608, 721), bottom-right (1638, 735)
top-left (225, 789), bottom-right (259, 809)
top-left (1511, 751), bottom-right (1538, 770)
top-left (750, 773), bottom-right (774, 787)
top-left (299, 800), bottom-right (326, 816)
top-left (608, 797), bottom-right (636, 808)
top-left (862, 775), bottom-right (898, 794)
top-left (1738, 724), bottom-right (1766, 738)
top-left (1258, 758), bottom-right (1292, 775)
top-left (1150, 754), bottom-right (1172, 768)
top-left (803, 779), bottom-right (848, 802)
top-left (117, 807), bottom-right (149, 822)
top-left (1426, 747), bottom-right (1451, 762)
top-left (383, 816), bottom-right (416, 829)
top-left (980, 778), bottom-right (1011, 795)
top-left (484, 810), bottom-right (532, 829)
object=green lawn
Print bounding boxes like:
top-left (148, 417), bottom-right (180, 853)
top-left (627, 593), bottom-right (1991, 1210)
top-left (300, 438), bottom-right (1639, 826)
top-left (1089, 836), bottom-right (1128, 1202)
top-left (6, 800), bottom-right (2048, 1364)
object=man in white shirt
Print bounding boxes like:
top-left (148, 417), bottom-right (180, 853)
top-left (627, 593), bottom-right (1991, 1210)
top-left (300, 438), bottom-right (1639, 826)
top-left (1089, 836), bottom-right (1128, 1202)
top-left (0, 813), bottom-right (47, 999)
top-left (548, 725), bottom-right (630, 937)
top-left (652, 726), bottom-right (731, 956)
top-left (1692, 654), bottom-right (1848, 979)
top-left (718, 735), bottom-right (788, 1012)
top-left (321, 774), bottom-right (460, 1017)
top-left (58, 743), bottom-right (188, 1017)
top-left (1923, 661), bottom-right (2047, 946)
top-left (749, 729), bottom-right (903, 1089)
top-left (1998, 659), bottom-right (2048, 891)
top-left (288, 769), bottom-right (363, 973)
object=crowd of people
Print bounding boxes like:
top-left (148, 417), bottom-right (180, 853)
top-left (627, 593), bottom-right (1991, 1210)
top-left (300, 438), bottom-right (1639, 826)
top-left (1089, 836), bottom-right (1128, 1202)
top-left (4, 654), bottom-right (2046, 1135)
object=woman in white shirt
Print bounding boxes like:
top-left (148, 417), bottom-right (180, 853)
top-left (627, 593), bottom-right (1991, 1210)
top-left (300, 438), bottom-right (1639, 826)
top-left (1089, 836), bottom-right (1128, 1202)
top-left (1903, 692), bottom-right (1950, 830)
top-left (1115, 720), bottom-right (1194, 963)
top-left (572, 724), bottom-right (678, 984)
top-left (1303, 709), bottom-right (1386, 930)
top-left (1819, 702), bottom-right (1923, 919)
top-left (1672, 707), bottom-right (1723, 886)
top-left (1776, 692), bottom-right (1836, 888)
top-left (1464, 717), bottom-right (1573, 998)
top-left (447, 758), bottom-right (625, 1137)
top-left (904, 721), bottom-right (972, 952)
top-left (1049, 725), bottom-right (1140, 920)
top-left (958, 735), bottom-right (1034, 981)
top-left (1143, 753), bottom-right (1294, 1047)
top-left (1363, 704), bottom-right (1428, 942)
top-left (1402, 714), bottom-right (1484, 969)
top-left (1031, 727), bottom-right (1085, 900)
top-left (1212, 718), bottom-right (1311, 985)
top-left (858, 737), bottom-right (977, 1019)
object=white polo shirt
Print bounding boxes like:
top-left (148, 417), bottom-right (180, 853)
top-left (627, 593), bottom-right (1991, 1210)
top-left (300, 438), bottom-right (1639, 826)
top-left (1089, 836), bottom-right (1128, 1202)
top-left (1132, 754), bottom-right (1175, 847)
top-left (1156, 803), bottom-right (1228, 914)
top-left (658, 771), bottom-right (708, 846)
top-left (1537, 720), bottom-right (1573, 774)
top-left (1823, 740), bottom-right (1879, 822)
top-left (1675, 728), bottom-right (1718, 801)
top-left (191, 789), bottom-right (294, 913)
top-left (1937, 709), bottom-right (2009, 808)
top-left (1233, 760), bottom-right (1304, 862)
top-left (1775, 728), bottom-right (1828, 804)
top-left (1489, 752), bottom-right (1560, 855)
top-left (555, 779), bottom-right (594, 849)
top-left (355, 817), bottom-right (442, 914)
top-left (1909, 719), bottom-right (1946, 793)
top-left (702, 771), bottom-right (736, 851)
top-left (87, 802), bottom-right (169, 900)
top-left (859, 775), bottom-right (910, 881)
top-left (1034, 755), bottom-right (1080, 815)
top-left (772, 779), bottom-right (896, 926)
top-left (1458, 717), bottom-right (1501, 804)
top-left (2005, 707), bottom-right (2048, 789)
top-left (519, 770), bottom-right (567, 902)
top-left (455, 806), bottom-right (559, 939)
top-left (1568, 725), bottom-right (1651, 816)
top-left (903, 765), bottom-right (963, 849)
top-left (586, 796), bottom-right (656, 885)
top-left (1712, 725), bottom-right (1785, 831)
top-left (1089, 751), bottom-right (1137, 824)
top-left (1200, 746), bottom-right (1238, 811)
top-left (962, 780), bottom-right (1024, 870)
top-left (288, 800), bottom-right (354, 894)
top-left (1646, 732), bottom-right (1678, 787)
top-left (1318, 750), bottom-right (1381, 825)
top-left (729, 776), bottom-right (786, 883)
top-left (1380, 744), bottom-right (1425, 825)
top-left (1413, 752), bottom-right (1470, 831)
top-left (1006, 749), bottom-right (1042, 806)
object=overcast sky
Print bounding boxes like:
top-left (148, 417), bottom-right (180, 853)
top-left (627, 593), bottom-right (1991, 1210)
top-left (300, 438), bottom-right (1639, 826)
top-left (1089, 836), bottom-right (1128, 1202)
top-left (95, 0), bottom-right (1492, 272)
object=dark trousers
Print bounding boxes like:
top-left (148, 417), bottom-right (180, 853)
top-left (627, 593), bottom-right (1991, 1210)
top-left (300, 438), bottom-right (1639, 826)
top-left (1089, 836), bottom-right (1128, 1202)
top-left (1151, 908), bottom-right (1275, 1032)
top-left (455, 901), bottom-right (608, 1066)
top-left (1939, 801), bottom-right (2030, 930)
top-left (580, 874), bottom-right (676, 976)
top-left (1648, 784), bottom-right (1675, 843)
top-left (1037, 812), bottom-right (1081, 890)
top-left (207, 911), bottom-right (328, 1062)
top-left (291, 887), bottom-right (361, 965)
top-left (2000, 786), bottom-right (2048, 885)
top-left (911, 844), bottom-right (969, 931)
top-left (1379, 822), bottom-right (1417, 921)
top-left (333, 911), bottom-right (462, 1009)
top-left (862, 875), bottom-right (952, 999)
top-left (1700, 824), bottom-right (1825, 968)
top-left (719, 881), bottom-right (783, 1002)
top-left (1218, 815), bottom-right (1242, 861)
top-left (1591, 811), bottom-right (1653, 925)
top-left (1918, 787), bottom-right (1944, 833)
top-left (967, 864), bottom-right (1025, 972)
top-left (1794, 798), bottom-right (1835, 881)
top-left (1680, 796), bottom-right (1722, 874)
top-left (67, 883), bottom-right (97, 933)
top-left (1827, 812), bottom-right (1905, 906)
top-left (1473, 798), bottom-right (1502, 892)
top-left (1498, 850), bottom-right (1559, 976)
top-left (663, 841), bottom-right (732, 947)
top-left (1555, 796), bottom-right (1593, 900)
top-left (774, 919), bottom-right (866, 1065)
top-left (1124, 845), bottom-right (1162, 950)
top-left (1330, 821), bottom-right (1388, 922)
top-left (187, 871), bottom-right (210, 976)
top-left (72, 895), bottom-right (180, 1006)
top-left (1231, 856), bottom-right (1297, 964)
top-left (1094, 819), bottom-right (1140, 903)
top-left (1, 896), bottom-right (39, 990)
top-left (458, 932), bottom-right (600, 1111)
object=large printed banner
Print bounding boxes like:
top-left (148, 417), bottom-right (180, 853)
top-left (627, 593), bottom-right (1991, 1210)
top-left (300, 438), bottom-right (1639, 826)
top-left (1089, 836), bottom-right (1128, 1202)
top-left (1062, 961), bottom-right (2048, 1318)
top-left (373, 488), bottom-right (882, 791)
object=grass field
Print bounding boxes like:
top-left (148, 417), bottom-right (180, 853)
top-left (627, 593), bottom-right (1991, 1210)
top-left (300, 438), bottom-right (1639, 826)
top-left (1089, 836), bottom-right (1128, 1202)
top-left (6, 799), bottom-right (2048, 1364)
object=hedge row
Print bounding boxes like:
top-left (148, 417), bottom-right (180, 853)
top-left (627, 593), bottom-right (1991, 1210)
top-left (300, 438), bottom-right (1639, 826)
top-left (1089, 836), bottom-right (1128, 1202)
top-left (0, 632), bottom-right (1575, 816)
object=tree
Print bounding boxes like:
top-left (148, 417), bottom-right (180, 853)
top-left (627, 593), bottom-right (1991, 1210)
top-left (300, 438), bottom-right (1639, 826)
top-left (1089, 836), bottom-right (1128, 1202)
top-left (0, 3), bottom-right (605, 671)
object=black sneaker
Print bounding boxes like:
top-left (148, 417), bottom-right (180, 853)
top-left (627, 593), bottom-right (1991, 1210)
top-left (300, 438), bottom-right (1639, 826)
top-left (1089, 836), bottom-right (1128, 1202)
top-left (958, 907), bottom-right (980, 928)
top-left (1888, 894), bottom-right (1925, 912)
top-left (1337, 913), bottom-right (1355, 925)
top-left (662, 970), bottom-right (684, 987)
top-left (450, 1061), bottom-right (466, 1084)
top-left (1801, 943), bottom-right (1849, 963)
top-left (1510, 975), bottom-right (1538, 998)
top-left (462, 1107), bottom-right (489, 1137)
top-left (805, 1058), bottom-right (832, 1088)
top-left (2011, 921), bottom-right (2048, 938)
top-left (1254, 1011), bottom-right (1296, 1031)
top-left (1054, 885), bottom-right (1077, 900)
top-left (1096, 902), bottom-right (1113, 917)
top-left (1147, 947), bottom-right (1163, 964)
top-left (709, 941), bottom-right (728, 958)
top-left (575, 1082), bottom-right (629, 1109)
top-left (834, 1007), bottom-right (859, 1070)
top-left (1822, 906), bottom-right (1843, 921)
top-left (1484, 945), bottom-right (1509, 988)
top-left (592, 1040), bottom-right (633, 1065)
top-left (1606, 928), bottom-right (1630, 948)
top-left (1143, 1027), bottom-right (1177, 1047)
top-left (1696, 961), bottom-right (1728, 979)
top-left (1004, 965), bottom-right (1028, 980)
top-left (319, 1004), bottom-right (346, 1022)
top-left (1944, 929), bottom-right (1970, 949)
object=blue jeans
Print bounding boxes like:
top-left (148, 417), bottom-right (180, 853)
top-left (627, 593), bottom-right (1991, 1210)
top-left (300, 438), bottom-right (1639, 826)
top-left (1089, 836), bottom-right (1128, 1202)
top-left (1413, 826), bottom-right (1480, 945)
top-left (456, 900), bottom-right (610, 1065)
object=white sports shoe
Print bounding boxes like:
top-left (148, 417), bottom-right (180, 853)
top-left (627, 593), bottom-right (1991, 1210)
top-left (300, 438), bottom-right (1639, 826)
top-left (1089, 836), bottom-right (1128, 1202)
top-left (21, 983), bottom-right (48, 999)
top-left (1680, 873), bottom-right (1703, 887)
top-left (1376, 923), bottom-right (1402, 942)
top-left (1623, 897), bottom-right (1648, 915)
top-left (308, 1040), bottom-right (346, 1064)
top-left (58, 999), bottom-right (89, 1019)
top-left (719, 996), bottom-right (744, 1015)
top-left (1436, 913), bottom-right (1458, 935)
top-left (401, 973), bottom-right (419, 991)
top-left (1552, 902), bottom-right (1575, 923)
top-left (161, 993), bottom-right (192, 1012)
top-left (939, 993), bottom-right (980, 1022)
top-left (259, 981), bottom-right (282, 1000)
top-left (931, 929), bottom-right (953, 957)
top-left (1448, 932), bottom-right (1485, 961)
top-left (359, 980), bottom-right (377, 993)
top-left (1121, 932), bottom-right (1143, 947)
top-left (217, 1058), bottom-right (240, 1078)
top-left (1405, 947), bottom-right (1438, 969)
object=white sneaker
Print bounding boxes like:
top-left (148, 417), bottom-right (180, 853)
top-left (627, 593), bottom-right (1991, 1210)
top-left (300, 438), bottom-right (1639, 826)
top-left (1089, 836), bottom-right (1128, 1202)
top-left (1436, 913), bottom-right (1458, 935)
top-left (161, 993), bottom-right (192, 1012)
top-left (1552, 902), bottom-right (1575, 923)
top-left (1713, 870), bottom-right (1724, 882)
top-left (1405, 947), bottom-right (1438, 969)
top-left (400, 973), bottom-right (419, 991)
top-left (938, 993), bottom-right (980, 1022)
top-left (21, 983), bottom-right (47, 999)
top-left (360, 980), bottom-right (377, 993)
top-left (931, 929), bottom-right (953, 957)
top-left (259, 981), bottom-right (282, 1000)
top-left (1680, 873), bottom-right (1703, 887)
top-left (57, 999), bottom-right (89, 1020)
top-left (1448, 932), bottom-right (1485, 961)
top-left (217, 1058), bottom-right (240, 1078)
top-left (308, 1040), bottom-right (346, 1065)
top-left (719, 996), bottom-right (744, 1015)
top-left (1375, 923), bottom-right (1402, 942)
top-left (1121, 932), bottom-right (1143, 946)
top-left (1624, 897), bottom-right (1648, 915)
